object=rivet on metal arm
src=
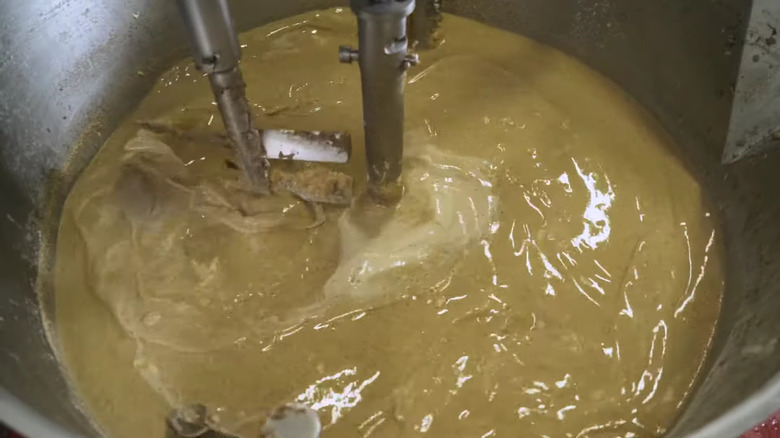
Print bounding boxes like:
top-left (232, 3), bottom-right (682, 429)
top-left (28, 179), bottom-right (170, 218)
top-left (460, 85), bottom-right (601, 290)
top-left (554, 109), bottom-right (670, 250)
top-left (339, 46), bottom-right (360, 63)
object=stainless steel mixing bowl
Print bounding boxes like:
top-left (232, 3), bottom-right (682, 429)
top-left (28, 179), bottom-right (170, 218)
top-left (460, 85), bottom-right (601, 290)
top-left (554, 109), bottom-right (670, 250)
top-left (1, 1), bottom-right (779, 436)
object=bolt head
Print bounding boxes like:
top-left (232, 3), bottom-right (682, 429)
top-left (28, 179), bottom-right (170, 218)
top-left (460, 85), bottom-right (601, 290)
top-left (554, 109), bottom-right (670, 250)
top-left (339, 46), bottom-right (358, 63)
top-left (402, 53), bottom-right (420, 70)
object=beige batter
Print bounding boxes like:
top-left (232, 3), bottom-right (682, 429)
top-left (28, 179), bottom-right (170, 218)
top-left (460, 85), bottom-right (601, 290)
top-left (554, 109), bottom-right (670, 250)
top-left (54, 9), bottom-right (724, 438)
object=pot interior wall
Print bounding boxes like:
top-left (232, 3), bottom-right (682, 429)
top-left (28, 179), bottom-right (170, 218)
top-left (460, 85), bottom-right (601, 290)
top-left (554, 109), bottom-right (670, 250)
top-left (1, 1), bottom-right (778, 437)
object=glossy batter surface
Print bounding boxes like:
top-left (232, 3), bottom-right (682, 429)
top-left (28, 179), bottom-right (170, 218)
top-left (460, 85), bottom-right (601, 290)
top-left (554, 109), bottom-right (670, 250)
top-left (54, 9), bottom-right (723, 437)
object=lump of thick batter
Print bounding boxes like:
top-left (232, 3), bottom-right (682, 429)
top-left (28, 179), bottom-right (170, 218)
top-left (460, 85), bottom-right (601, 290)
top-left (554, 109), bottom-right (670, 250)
top-left (325, 144), bottom-right (496, 302)
top-left (74, 127), bottom-right (495, 353)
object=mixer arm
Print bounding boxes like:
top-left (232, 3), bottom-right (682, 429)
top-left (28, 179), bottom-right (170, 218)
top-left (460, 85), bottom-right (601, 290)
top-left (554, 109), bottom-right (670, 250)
top-left (175, 0), bottom-right (355, 194)
top-left (176, 0), bottom-right (423, 205)
top-left (339, 0), bottom-right (419, 203)
top-left (175, 0), bottom-right (270, 191)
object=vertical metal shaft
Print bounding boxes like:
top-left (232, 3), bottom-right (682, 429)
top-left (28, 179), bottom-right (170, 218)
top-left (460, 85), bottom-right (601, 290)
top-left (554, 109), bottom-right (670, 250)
top-left (341, 0), bottom-right (417, 202)
top-left (176, 0), bottom-right (269, 192)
